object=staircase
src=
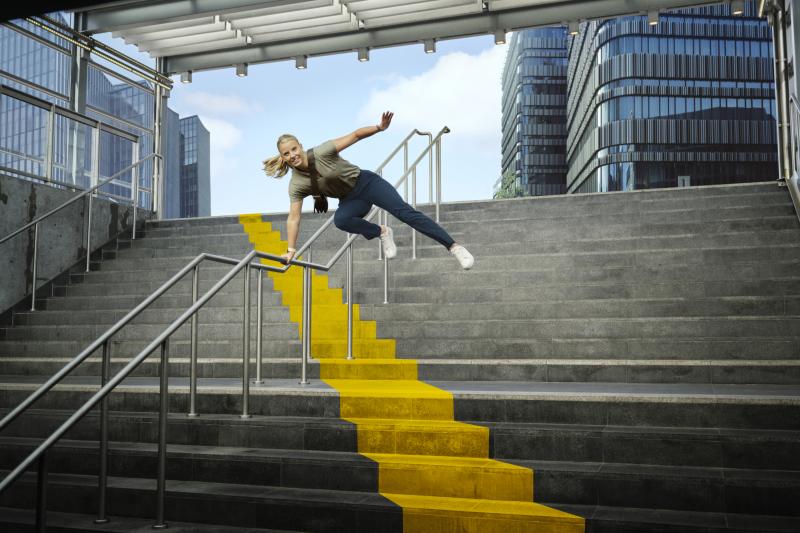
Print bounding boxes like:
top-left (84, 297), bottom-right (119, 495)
top-left (1, 181), bottom-right (799, 532)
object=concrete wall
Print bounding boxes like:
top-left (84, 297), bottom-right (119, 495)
top-left (0, 173), bottom-right (152, 314)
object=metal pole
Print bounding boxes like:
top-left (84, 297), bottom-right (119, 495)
top-left (31, 223), bottom-right (39, 312)
top-left (153, 339), bottom-right (169, 530)
top-left (87, 126), bottom-right (99, 273)
top-left (35, 451), bottom-right (48, 533)
top-left (299, 266), bottom-right (310, 385)
top-left (403, 141), bottom-right (408, 201)
top-left (412, 167), bottom-right (417, 260)
top-left (428, 133), bottom-right (433, 205)
top-left (153, 58), bottom-right (165, 218)
top-left (241, 264), bottom-right (251, 419)
top-left (254, 271), bottom-right (264, 384)
top-left (86, 193), bottom-right (93, 273)
top-left (94, 340), bottom-right (110, 524)
top-left (44, 105), bottom-right (54, 182)
top-left (346, 244), bottom-right (354, 360)
top-left (188, 264), bottom-right (199, 417)
top-left (307, 247), bottom-right (313, 359)
top-left (377, 209), bottom-right (383, 260)
top-left (132, 141), bottom-right (139, 239)
top-left (435, 139), bottom-right (442, 222)
top-left (383, 232), bottom-right (389, 305)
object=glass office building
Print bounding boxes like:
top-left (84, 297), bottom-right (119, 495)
top-left (497, 28), bottom-right (568, 197)
top-left (0, 14), bottom-right (208, 217)
top-left (179, 116), bottom-right (210, 218)
top-left (566, 1), bottom-right (777, 193)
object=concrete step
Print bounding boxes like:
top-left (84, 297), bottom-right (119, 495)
top-left (1, 357), bottom-right (798, 385)
top-left (0, 378), bottom-right (797, 430)
top-left (0, 471), bottom-right (402, 532)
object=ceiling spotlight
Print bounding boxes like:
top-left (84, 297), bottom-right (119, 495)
top-left (235, 63), bottom-right (248, 77)
top-left (358, 47), bottom-right (369, 62)
top-left (648, 10), bottom-right (659, 26)
top-left (295, 56), bottom-right (307, 69)
top-left (730, 0), bottom-right (745, 15)
top-left (180, 71), bottom-right (192, 84)
top-left (424, 39), bottom-right (436, 54)
top-left (494, 30), bottom-right (506, 45)
top-left (567, 21), bottom-right (579, 36)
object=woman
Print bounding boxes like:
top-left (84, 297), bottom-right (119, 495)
top-left (263, 112), bottom-right (474, 269)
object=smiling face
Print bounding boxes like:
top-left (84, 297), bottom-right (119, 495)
top-left (278, 138), bottom-right (305, 169)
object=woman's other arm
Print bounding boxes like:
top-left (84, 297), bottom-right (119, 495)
top-left (282, 200), bottom-right (303, 263)
top-left (332, 111), bottom-right (393, 152)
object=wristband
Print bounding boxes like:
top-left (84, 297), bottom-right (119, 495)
top-left (376, 124), bottom-right (383, 132)
top-left (287, 247), bottom-right (296, 253)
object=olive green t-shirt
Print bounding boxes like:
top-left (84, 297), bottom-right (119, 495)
top-left (288, 140), bottom-right (361, 202)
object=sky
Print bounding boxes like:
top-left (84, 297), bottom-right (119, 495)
top-left (98, 33), bottom-right (509, 217)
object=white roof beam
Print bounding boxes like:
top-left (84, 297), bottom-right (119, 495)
top-left (351, 0), bottom-right (476, 19)
top-left (116, 19), bottom-right (227, 42)
top-left (82, 0), bottom-right (315, 34)
top-left (137, 29), bottom-right (240, 53)
top-left (229, 4), bottom-right (344, 29)
top-left (362, 4), bottom-right (482, 26)
top-left (164, 0), bottom-right (723, 74)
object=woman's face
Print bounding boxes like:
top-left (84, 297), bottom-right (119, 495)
top-left (279, 139), bottom-right (304, 168)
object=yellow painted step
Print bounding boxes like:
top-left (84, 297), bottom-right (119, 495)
top-left (325, 379), bottom-right (454, 420)
top-left (365, 454), bottom-right (533, 501)
top-left (311, 339), bottom-right (395, 359)
top-left (346, 418), bottom-right (489, 457)
top-left (318, 359), bottom-right (418, 380)
top-left (384, 493), bottom-right (585, 533)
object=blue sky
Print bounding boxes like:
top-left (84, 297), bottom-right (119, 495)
top-left (98, 33), bottom-right (508, 216)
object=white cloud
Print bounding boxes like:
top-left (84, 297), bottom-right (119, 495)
top-left (183, 91), bottom-right (264, 116)
top-left (357, 46), bottom-right (506, 151)
top-left (357, 46), bottom-right (507, 202)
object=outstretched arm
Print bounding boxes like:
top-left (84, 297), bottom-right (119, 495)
top-left (332, 111), bottom-right (393, 152)
top-left (282, 200), bottom-right (303, 263)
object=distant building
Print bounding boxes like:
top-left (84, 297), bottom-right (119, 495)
top-left (565, 0), bottom-right (777, 193)
top-left (498, 27), bottom-right (568, 198)
top-left (0, 14), bottom-right (208, 218)
top-left (178, 116), bottom-right (210, 218)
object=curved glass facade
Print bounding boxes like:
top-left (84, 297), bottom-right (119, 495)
top-left (497, 28), bottom-right (568, 198)
top-left (566, 0), bottom-right (778, 193)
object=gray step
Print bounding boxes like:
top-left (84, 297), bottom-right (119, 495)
top-left (0, 471), bottom-right (401, 532)
top-left (0, 339), bottom-right (302, 358)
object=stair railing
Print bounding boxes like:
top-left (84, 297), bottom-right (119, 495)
top-left (784, 94), bottom-right (800, 222)
top-left (0, 152), bottom-right (161, 311)
top-left (0, 126), bottom-right (450, 530)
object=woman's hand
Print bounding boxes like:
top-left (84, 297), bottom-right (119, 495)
top-left (281, 250), bottom-right (296, 264)
top-left (378, 111), bottom-right (393, 131)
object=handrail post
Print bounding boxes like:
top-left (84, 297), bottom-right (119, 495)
top-left (132, 141), bottom-right (139, 240)
top-left (307, 247), bottom-right (313, 359)
top-left (412, 167), bottom-right (417, 259)
top-left (44, 104), bottom-right (54, 182)
top-left (154, 339), bottom-right (169, 530)
top-left (427, 133), bottom-right (433, 206)
top-left (299, 265), bottom-right (310, 385)
top-left (403, 141), bottom-right (409, 201)
top-left (241, 263), bottom-right (251, 419)
top-left (435, 138), bottom-right (442, 223)
top-left (94, 340), bottom-right (111, 524)
top-left (254, 270), bottom-right (264, 385)
top-left (346, 243), bottom-right (354, 360)
top-left (188, 264), bottom-right (199, 417)
top-left (35, 450), bottom-right (48, 533)
top-left (31, 223), bottom-right (39, 311)
top-left (86, 192), bottom-right (93, 273)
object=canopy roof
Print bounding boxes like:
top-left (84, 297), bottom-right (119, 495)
top-left (76, 0), bottom-right (721, 75)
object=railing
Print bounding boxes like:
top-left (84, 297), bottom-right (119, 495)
top-left (0, 152), bottom-right (161, 311)
top-left (0, 127), bottom-right (450, 530)
top-left (785, 95), bottom-right (800, 222)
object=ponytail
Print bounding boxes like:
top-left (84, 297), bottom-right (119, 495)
top-left (263, 133), bottom-right (300, 178)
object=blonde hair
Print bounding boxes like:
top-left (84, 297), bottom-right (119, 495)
top-left (263, 134), bottom-right (300, 178)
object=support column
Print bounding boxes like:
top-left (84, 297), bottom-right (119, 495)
top-left (69, 13), bottom-right (90, 188)
top-left (152, 58), bottom-right (168, 219)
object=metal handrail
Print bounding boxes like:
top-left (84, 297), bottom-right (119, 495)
top-left (0, 152), bottom-right (160, 311)
top-left (0, 126), bottom-right (451, 530)
top-left (0, 248), bottom-right (294, 527)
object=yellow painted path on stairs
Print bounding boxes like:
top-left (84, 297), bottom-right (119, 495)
top-left (240, 214), bottom-right (584, 533)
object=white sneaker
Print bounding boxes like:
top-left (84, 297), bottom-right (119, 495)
top-left (450, 244), bottom-right (474, 270)
top-left (380, 226), bottom-right (397, 259)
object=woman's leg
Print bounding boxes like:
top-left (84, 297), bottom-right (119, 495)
top-left (358, 171), bottom-right (455, 249)
top-left (333, 196), bottom-right (381, 239)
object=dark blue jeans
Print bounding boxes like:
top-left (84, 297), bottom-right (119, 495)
top-left (334, 170), bottom-right (455, 249)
